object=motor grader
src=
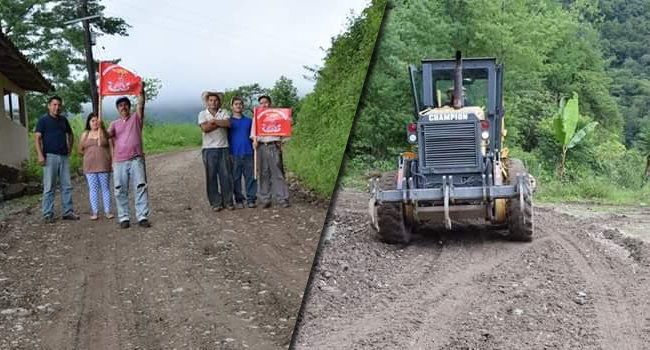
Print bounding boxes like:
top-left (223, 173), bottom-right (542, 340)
top-left (368, 51), bottom-right (534, 244)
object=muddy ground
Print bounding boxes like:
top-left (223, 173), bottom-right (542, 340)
top-left (0, 149), bottom-right (327, 350)
top-left (293, 190), bottom-right (650, 349)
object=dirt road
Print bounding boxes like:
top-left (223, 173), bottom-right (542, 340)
top-left (293, 191), bottom-right (650, 349)
top-left (0, 149), bottom-right (326, 350)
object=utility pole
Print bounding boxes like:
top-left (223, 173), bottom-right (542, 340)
top-left (65, 2), bottom-right (101, 114)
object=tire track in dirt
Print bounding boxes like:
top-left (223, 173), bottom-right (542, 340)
top-left (547, 211), bottom-right (650, 350)
top-left (0, 149), bottom-right (327, 350)
top-left (293, 191), bottom-right (650, 349)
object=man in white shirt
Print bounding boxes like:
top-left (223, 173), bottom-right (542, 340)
top-left (198, 91), bottom-right (233, 211)
top-left (251, 95), bottom-right (290, 208)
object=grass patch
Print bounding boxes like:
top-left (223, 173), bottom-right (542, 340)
top-left (341, 159), bottom-right (650, 206)
top-left (535, 177), bottom-right (650, 205)
top-left (142, 122), bottom-right (201, 154)
top-left (337, 155), bottom-right (397, 191)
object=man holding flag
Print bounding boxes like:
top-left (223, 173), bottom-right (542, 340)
top-left (99, 62), bottom-right (151, 229)
top-left (108, 87), bottom-right (150, 229)
top-left (251, 95), bottom-right (290, 208)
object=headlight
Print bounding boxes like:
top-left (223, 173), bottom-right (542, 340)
top-left (481, 130), bottom-right (489, 140)
top-left (408, 134), bottom-right (417, 143)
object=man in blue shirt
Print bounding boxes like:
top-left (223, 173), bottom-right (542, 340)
top-left (34, 96), bottom-right (80, 223)
top-left (228, 96), bottom-right (257, 208)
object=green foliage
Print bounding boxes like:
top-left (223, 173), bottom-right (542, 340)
top-left (350, 0), bottom-right (621, 160)
top-left (595, 0), bottom-right (650, 146)
top-left (220, 76), bottom-right (300, 119)
top-left (0, 0), bottom-right (130, 126)
top-left (141, 122), bottom-right (201, 153)
top-left (127, 77), bottom-right (162, 107)
top-left (553, 93), bottom-right (580, 147)
top-left (636, 123), bottom-right (650, 185)
top-left (567, 121), bottom-right (597, 149)
top-left (269, 76), bottom-right (300, 114)
top-left (344, 0), bottom-right (650, 202)
top-left (284, 0), bottom-right (386, 197)
top-left (637, 124), bottom-right (650, 158)
top-left (222, 84), bottom-right (269, 116)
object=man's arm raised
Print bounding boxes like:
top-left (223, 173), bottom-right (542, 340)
top-left (137, 81), bottom-right (146, 123)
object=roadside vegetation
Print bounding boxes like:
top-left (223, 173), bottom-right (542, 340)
top-left (343, 0), bottom-right (650, 205)
top-left (283, 0), bottom-right (386, 197)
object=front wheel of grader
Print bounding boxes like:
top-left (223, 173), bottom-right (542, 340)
top-left (370, 172), bottom-right (412, 244)
top-left (505, 158), bottom-right (534, 241)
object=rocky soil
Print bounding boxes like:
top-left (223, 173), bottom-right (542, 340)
top-left (0, 149), bottom-right (327, 350)
top-left (293, 191), bottom-right (650, 349)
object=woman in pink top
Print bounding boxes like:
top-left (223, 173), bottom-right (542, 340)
top-left (78, 113), bottom-right (114, 220)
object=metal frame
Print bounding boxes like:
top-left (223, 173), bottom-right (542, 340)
top-left (417, 113), bottom-right (483, 174)
top-left (409, 57), bottom-right (504, 154)
top-left (371, 181), bottom-right (520, 202)
top-left (420, 58), bottom-right (498, 114)
top-left (369, 173), bottom-right (527, 230)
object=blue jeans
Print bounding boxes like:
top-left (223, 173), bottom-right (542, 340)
top-left (232, 155), bottom-right (256, 204)
top-left (202, 148), bottom-right (233, 208)
top-left (113, 156), bottom-right (149, 222)
top-left (42, 153), bottom-right (74, 218)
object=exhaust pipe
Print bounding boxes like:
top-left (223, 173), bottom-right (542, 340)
top-left (453, 50), bottom-right (463, 109)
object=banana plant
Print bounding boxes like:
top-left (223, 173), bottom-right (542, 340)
top-left (552, 92), bottom-right (598, 178)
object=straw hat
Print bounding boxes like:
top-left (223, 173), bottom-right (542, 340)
top-left (201, 91), bottom-right (224, 108)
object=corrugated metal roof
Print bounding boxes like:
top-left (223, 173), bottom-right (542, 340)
top-left (0, 31), bottom-right (54, 93)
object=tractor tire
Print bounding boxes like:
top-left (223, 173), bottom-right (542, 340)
top-left (506, 158), bottom-right (534, 242)
top-left (372, 172), bottom-right (411, 244)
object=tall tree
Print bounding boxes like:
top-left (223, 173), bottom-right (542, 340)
top-left (269, 76), bottom-right (300, 117)
top-left (0, 0), bottom-right (129, 123)
top-left (222, 83), bottom-right (269, 116)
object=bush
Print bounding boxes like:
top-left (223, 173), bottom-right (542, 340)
top-left (284, 1), bottom-right (386, 197)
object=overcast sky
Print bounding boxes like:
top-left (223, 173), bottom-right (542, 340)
top-left (95, 0), bottom-right (369, 106)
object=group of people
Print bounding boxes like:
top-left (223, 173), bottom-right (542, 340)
top-left (34, 85), bottom-right (150, 228)
top-left (198, 92), bottom-right (290, 210)
top-left (33, 85), bottom-right (291, 228)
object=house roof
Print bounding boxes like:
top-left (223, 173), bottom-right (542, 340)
top-left (0, 30), bottom-right (54, 93)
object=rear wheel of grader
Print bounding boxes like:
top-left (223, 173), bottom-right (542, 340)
top-left (506, 158), bottom-right (534, 241)
top-left (372, 172), bottom-right (411, 244)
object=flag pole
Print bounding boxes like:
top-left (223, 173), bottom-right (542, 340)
top-left (97, 61), bottom-right (102, 146)
top-left (253, 108), bottom-right (258, 180)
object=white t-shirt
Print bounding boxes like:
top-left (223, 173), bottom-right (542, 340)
top-left (198, 108), bottom-right (230, 148)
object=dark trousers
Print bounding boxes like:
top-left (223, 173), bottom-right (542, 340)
top-left (202, 148), bottom-right (232, 208)
top-left (258, 143), bottom-right (290, 204)
top-left (232, 155), bottom-right (257, 204)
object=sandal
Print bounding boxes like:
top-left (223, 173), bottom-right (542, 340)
top-left (90, 215), bottom-right (98, 221)
top-left (105, 213), bottom-right (115, 219)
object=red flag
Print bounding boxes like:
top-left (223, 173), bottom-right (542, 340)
top-left (254, 108), bottom-right (292, 137)
top-left (98, 61), bottom-right (142, 96)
